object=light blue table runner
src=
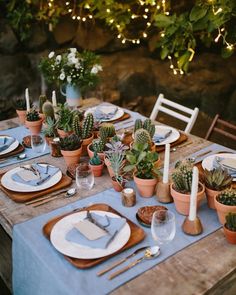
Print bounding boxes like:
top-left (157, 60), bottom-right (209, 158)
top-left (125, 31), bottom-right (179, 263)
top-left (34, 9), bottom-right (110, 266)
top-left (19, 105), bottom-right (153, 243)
top-left (0, 126), bottom-right (50, 168)
top-left (13, 187), bottom-right (222, 295)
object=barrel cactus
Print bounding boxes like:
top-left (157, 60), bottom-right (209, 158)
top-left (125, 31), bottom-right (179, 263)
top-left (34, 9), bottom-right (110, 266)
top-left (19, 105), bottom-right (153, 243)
top-left (134, 118), bottom-right (155, 138)
top-left (72, 114), bottom-right (82, 137)
top-left (217, 189), bottom-right (236, 206)
top-left (225, 212), bottom-right (236, 231)
top-left (99, 123), bottom-right (116, 142)
top-left (82, 113), bottom-right (94, 139)
top-left (134, 119), bottom-right (143, 133)
top-left (42, 101), bottom-right (55, 120)
top-left (134, 128), bottom-right (152, 148)
top-left (171, 159), bottom-right (194, 193)
top-left (92, 138), bottom-right (106, 153)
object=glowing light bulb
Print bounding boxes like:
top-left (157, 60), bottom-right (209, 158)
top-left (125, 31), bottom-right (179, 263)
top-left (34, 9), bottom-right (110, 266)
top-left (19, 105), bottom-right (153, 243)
top-left (168, 56), bottom-right (172, 60)
top-left (89, 15), bottom-right (93, 19)
top-left (145, 8), bottom-right (149, 12)
top-left (143, 32), bottom-right (147, 38)
top-left (147, 22), bottom-right (151, 27)
top-left (77, 16), bottom-right (81, 20)
top-left (173, 70), bottom-right (177, 75)
top-left (117, 34), bottom-right (121, 39)
top-left (109, 19), bottom-right (114, 23)
top-left (161, 33), bottom-right (165, 37)
top-left (66, 1), bottom-right (70, 5)
top-left (136, 39), bottom-right (140, 44)
top-left (180, 70), bottom-right (184, 75)
top-left (106, 8), bottom-right (111, 13)
top-left (72, 16), bottom-right (76, 20)
top-left (170, 65), bottom-right (174, 69)
top-left (143, 14), bottom-right (148, 19)
top-left (122, 39), bottom-right (126, 44)
top-left (68, 9), bottom-right (72, 13)
top-left (82, 17), bottom-right (86, 22)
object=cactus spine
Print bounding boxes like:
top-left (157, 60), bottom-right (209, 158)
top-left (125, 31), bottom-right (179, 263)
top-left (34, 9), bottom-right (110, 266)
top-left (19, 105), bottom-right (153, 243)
top-left (99, 123), bottom-right (116, 142)
top-left (92, 138), bottom-right (105, 153)
top-left (42, 101), bottom-right (55, 120)
top-left (217, 189), bottom-right (236, 206)
top-left (134, 118), bottom-right (155, 138)
top-left (72, 114), bottom-right (82, 137)
top-left (171, 159), bottom-right (194, 193)
top-left (82, 113), bottom-right (94, 139)
top-left (39, 95), bottom-right (47, 113)
top-left (134, 119), bottom-right (142, 133)
top-left (225, 212), bottom-right (236, 231)
top-left (134, 128), bottom-right (152, 147)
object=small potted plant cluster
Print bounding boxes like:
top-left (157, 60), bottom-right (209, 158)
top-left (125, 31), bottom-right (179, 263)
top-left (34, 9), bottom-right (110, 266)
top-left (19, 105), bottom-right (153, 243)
top-left (56, 104), bottom-right (75, 138)
top-left (89, 151), bottom-right (104, 177)
top-left (25, 108), bottom-right (43, 135)
top-left (59, 134), bottom-right (82, 166)
top-left (133, 118), bottom-right (156, 151)
top-left (214, 189), bottom-right (236, 224)
top-left (223, 212), bottom-right (236, 244)
top-left (203, 168), bottom-right (232, 209)
top-left (170, 159), bottom-right (205, 215)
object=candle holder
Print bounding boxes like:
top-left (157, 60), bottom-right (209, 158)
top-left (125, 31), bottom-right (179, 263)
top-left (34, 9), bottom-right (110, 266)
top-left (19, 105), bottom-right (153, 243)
top-left (50, 137), bottom-right (62, 157)
top-left (155, 181), bottom-right (173, 203)
top-left (182, 216), bottom-right (203, 236)
top-left (121, 188), bottom-right (136, 207)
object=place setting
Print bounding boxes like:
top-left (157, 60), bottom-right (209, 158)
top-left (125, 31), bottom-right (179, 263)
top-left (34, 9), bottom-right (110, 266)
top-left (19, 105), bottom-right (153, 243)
top-left (0, 134), bottom-right (25, 162)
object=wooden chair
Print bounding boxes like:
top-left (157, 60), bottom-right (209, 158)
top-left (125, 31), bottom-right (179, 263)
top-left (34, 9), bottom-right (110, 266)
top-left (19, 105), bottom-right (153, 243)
top-left (150, 93), bottom-right (199, 134)
top-left (205, 114), bottom-right (236, 141)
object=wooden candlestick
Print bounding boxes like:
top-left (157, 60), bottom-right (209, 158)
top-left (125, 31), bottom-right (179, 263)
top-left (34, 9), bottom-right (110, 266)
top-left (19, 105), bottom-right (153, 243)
top-left (182, 216), bottom-right (203, 236)
top-left (155, 181), bottom-right (173, 203)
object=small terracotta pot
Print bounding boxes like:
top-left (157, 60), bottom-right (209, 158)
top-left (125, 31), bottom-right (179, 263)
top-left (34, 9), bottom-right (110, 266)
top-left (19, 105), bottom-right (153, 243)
top-left (93, 130), bottom-right (99, 138)
top-left (205, 187), bottom-right (222, 210)
top-left (61, 147), bottom-right (82, 167)
top-left (89, 161), bottom-right (104, 177)
top-left (223, 225), bottom-right (236, 244)
top-left (214, 197), bottom-right (236, 225)
top-left (111, 177), bottom-right (124, 192)
top-left (16, 109), bottom-right (26, 125)
top-left (87, 143), bottom-right (105, 160)
top-left (133, 174), bottom-right (158, 198)
top-left (82, 134), bottom-right (94, 156)
top-left (170, 182), bottom-right (205, 215)
top-left (105, 157), bottom-right (114, 178)
top-left (39, 113), bottom-right (45, 123)
top-left (25, 119), bottom-right (43, 135)
top-left (57, 129), bottom-right (73, 139)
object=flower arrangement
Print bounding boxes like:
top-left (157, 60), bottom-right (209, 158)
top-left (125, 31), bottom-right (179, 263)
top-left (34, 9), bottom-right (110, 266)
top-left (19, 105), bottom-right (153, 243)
top-left (39, 48), bottom-right (102, 94)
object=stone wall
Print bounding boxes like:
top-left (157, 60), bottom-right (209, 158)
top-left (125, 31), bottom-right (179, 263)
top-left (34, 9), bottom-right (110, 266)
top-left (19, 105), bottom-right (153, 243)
top-left (0, 17), bottom-right (236, 124)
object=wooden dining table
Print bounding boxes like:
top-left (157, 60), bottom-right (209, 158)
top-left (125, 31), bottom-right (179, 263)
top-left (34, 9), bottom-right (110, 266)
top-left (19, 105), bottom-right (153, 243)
top-left (0, 99), bottom-right (236, 295)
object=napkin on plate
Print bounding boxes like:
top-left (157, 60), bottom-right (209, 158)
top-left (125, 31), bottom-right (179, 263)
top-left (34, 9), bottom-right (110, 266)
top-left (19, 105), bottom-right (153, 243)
top-left (11, 164), bottom-right (60, 186)
top-left (213, 156), bottom-right (236, 177)
top-left (66, 212), bottom-right (126, 249)
top-left (94, 105), bottom-right (118, 120)
top-left (0, 136), bottom-right (15, 153)
top-left (153, 129), bottom-right (172, 143)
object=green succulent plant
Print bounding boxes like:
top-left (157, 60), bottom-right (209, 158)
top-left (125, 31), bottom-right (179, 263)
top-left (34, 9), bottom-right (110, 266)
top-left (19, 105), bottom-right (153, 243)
top-left (134, 128), bottom-right (152, 148)
top-left (217, 189), bottom-right (236, 206)
top-left (56, 103), bottom-right (74, 132)
top-left (99, 123), bottom-right (116, 142)
top-left (26, 108), bottom-right (40, 121)
top-left (204, 168), bottom-right (232, 191)
top-left (43, 117), bottom-right (57, 137)
top-left (225, 213), bottom-right (236, 232)
top-left (59, 134), bottom-right (82, 151)
top-left (91, 138), bottom-right (106, 153)
top-left (82, 113), bottom-right (94, 139)
top-left (14, 98), bottom-right (27, 111)
top-left (90, 151), bottom-right (102, 165)
top-left (133, 118), bottom-right (155, 138)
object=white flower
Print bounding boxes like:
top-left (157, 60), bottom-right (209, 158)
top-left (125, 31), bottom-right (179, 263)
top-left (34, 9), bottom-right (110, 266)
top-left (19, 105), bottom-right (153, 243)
top-left (48, 51), bottom-right (55, 59)
top-left (75, 62), bottom-right (81, 69)
top-left (59, 72), bottom-right (65, 80)
top-left (67, 76), bottom-right (72, 84)
top-left (91, 64), bottom-right (103, 74)
top-left (70, 48), bottom-right (77, 54)
top-left (56, 55), bottom-right (61, 63)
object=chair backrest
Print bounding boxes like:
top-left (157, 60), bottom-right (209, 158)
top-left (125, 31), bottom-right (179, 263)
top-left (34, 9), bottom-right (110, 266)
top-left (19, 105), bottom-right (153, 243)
top-left (150, 93), bottom-right (199, 134)
top-left (205, 114), bottom-right (236, 141)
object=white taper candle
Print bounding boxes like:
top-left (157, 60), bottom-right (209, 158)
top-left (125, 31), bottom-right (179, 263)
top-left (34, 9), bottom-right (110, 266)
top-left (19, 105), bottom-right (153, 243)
top-left (163, 143), bottom-right (170, 184)
top-left (25, 88), bottom-right (30, 112)
top-left (52, 91), bottom-right (57, 107)
top-left (189, 166), bottom-right (199, 221)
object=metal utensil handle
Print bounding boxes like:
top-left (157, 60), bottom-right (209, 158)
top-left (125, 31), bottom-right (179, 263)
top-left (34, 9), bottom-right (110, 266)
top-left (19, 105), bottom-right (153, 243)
top-left (25, 189), bottom-right (68, 205)
top-left (97, 257), bottom-right (127, 276)
top-left (32, 194), bottom-right (63, 207)
top-left (109, 257), bottom-right (144, 280)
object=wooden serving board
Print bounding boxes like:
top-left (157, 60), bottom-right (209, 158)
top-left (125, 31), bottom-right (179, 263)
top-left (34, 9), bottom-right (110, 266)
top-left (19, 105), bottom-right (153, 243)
top-left (0, 144), bottom-right (25, 159)
top-left (43, 203), bottom-right (146, 269)
top-left (0, 174), bottom-right (72, 203)
top-left (155, 132), bottom-right (188, 153)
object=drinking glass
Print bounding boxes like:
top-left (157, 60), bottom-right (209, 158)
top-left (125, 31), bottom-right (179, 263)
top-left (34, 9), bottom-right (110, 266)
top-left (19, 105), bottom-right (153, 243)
top-left (151, 210), bottom-right (176, 246)
top-left (76, 162), bottom-right (94, 190)
top-left (31, 135), bottom-right (46, 153)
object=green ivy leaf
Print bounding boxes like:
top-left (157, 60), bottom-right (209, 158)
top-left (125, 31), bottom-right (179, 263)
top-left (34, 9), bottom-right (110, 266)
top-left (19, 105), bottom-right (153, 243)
top-left (160, 47), bottom-right (169, 60)
top-left (178, 51), bottom-right (191, 71)
top-left (190, 6), bottom-right (207, 22)
top-left (154, 14), bottom-right (175, 28)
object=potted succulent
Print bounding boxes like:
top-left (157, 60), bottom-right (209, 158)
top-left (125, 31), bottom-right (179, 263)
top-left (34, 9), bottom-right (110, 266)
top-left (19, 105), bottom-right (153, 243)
top-left (14, 97), bottom-right (31, 124)
top-left (43, 117), bottom-right (58, 145)
top-left (25, 108), bottom-right (43, 135)
top-left (223, 212), bottom-right (236, 244)
top-left (89, 151), bottom-right (104, 177)
top-left (215, 189), bottom-right (236, 224)
top-left (59, 134), bottom-right (82, 166)
top-left (42, 100), bottom-right (55, 122)
top-left (87, 138), bottom-right (106, 161)
top-left (124, 142), bottom-right (160, 198)
top-left (56, 103), bottom-right (74, 138)
top-left (170, 159), bottom-right (205, 215)
top-left (134, 118), bottom-right (156, 140)
top-left (203, 168), bottom-right (232, 209)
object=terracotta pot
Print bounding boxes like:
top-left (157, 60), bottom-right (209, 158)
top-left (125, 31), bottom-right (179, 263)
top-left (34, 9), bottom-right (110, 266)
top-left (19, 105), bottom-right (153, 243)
top-left (133, 174), bottom-right (158, 198)
top-left (57, 129), bottom-right (73, 139)
top-left (45, 136), bottom-right (54, 146)
top-left (82, 134), bottom-right (94, 156)
top-left (154, 157), bottom-right (161, 168)
top-left (111, 177), bottom-right (124, 192)
top-left (16, 109), bottom-right (26, 125)
top-left (25, 119), bottom-right (43, 135)
top-left (87, 143), bottom-right (105, 161)
top-left (105, 157), bottom-right (114, 178)
top-left (39, 113), bottom-right (45, 123)
top-left (61, 147), bottom-right (82, 167)
top-left (214, 197), bottom-right (236, 225)
top-left (170, 182), bottom-right (205, 215)
top-left (89, 161), bottom-right (104, 177)
top-left (223, 225), bottom-right (236, 244)
top-left (93, 130), bottom-right (99, 138)
top-left (205, 187), bottom-right (222, 210)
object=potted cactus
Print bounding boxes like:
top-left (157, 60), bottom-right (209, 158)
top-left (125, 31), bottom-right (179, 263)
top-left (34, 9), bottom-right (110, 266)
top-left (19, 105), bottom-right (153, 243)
top-left (56, 103), bottom-right (74, 138)
top-left (134, 118), bottom-right (156, 139)
top-left (170, 159), bottom-right (205, 215)
top-left (215, 189), bottom-right (236, 224)
top-left (42, 100), bottom-right (55, 122)
top-left (87, 138), bottom-right (106, 161)
top-left (14, 97), bottom-right (31, 125)
top-left (133, 128), bottom-right (157, 154)
top-left (203, 168), bottom-right (232, 209)
top-left (43, 117), bottom-right (58, 145)
top-left (99, 123), bottom-right (116, 141)
top-left (223, 212), bottom-right (236, 244)
top-left (25, 108), bottom-right (43, 135)
top-left (89, 151), bottom-right (104, 177)
top-left (39, 94), bottom-right (47, 121)
top-left (124, 142), bottom-right (160, 197)
top-left (81, 113), bottom-right (94, 155)
top-left (59, 134), bottom-right (82, 166)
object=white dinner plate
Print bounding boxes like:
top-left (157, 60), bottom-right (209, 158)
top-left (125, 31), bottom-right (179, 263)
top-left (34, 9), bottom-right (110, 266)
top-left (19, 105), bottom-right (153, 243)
top-left (202, 153), bottom-right (236, 181)
top-left (1, 164), bottom-right (62, 192)
top-left (50, 210), bottom-right (131, 259)
top-left (0, 135), bottom-right (19, 156)
top-left (85, 106), bottom-right (124, 122)
top-left (153, 125), bottom-right (180, 146)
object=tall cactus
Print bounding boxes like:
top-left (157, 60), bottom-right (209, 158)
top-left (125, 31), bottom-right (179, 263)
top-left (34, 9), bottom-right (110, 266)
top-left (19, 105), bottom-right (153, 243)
top-left (42, 101), bottom-right (55, 120)
top-left (92, 138), bottom-right (105, 153)
top-left (82, 113), bottom-right (94, 139)
top-left (99, 123), bottom-right (115, 142)
top-left (225, 212), bottom-right (236, 231)
top-left (72, 114), bottom-right (82, 137)
top-left (134, 118), bottom-right (155, 138)
top-left (171, 159), bottom-right (194, 193)
top-left (134, 128), bottom-right (152, 147)
top-left (134, 119), bottom-right (143, 133)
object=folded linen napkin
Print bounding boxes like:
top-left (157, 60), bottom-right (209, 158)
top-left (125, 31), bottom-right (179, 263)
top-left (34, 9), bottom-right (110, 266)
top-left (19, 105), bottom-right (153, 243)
top-left (0, 136), bottom-right (15, 153)
top-left (94, 106), bottom-right (118, 120)
top-left (213, 156), bottom-right (236, 178)
top-left (66, 212), bottom-right (126, 249)
top-left (11, 164), bottom-right (60, 186)
top-left (153, 129), bottom-right (172, 143)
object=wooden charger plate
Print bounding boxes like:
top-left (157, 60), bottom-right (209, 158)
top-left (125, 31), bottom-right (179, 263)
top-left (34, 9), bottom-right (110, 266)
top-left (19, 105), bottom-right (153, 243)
top-left (0, 144), bottom-right (25, 159)
top-left (43, 203), bottom-right (146, 269)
